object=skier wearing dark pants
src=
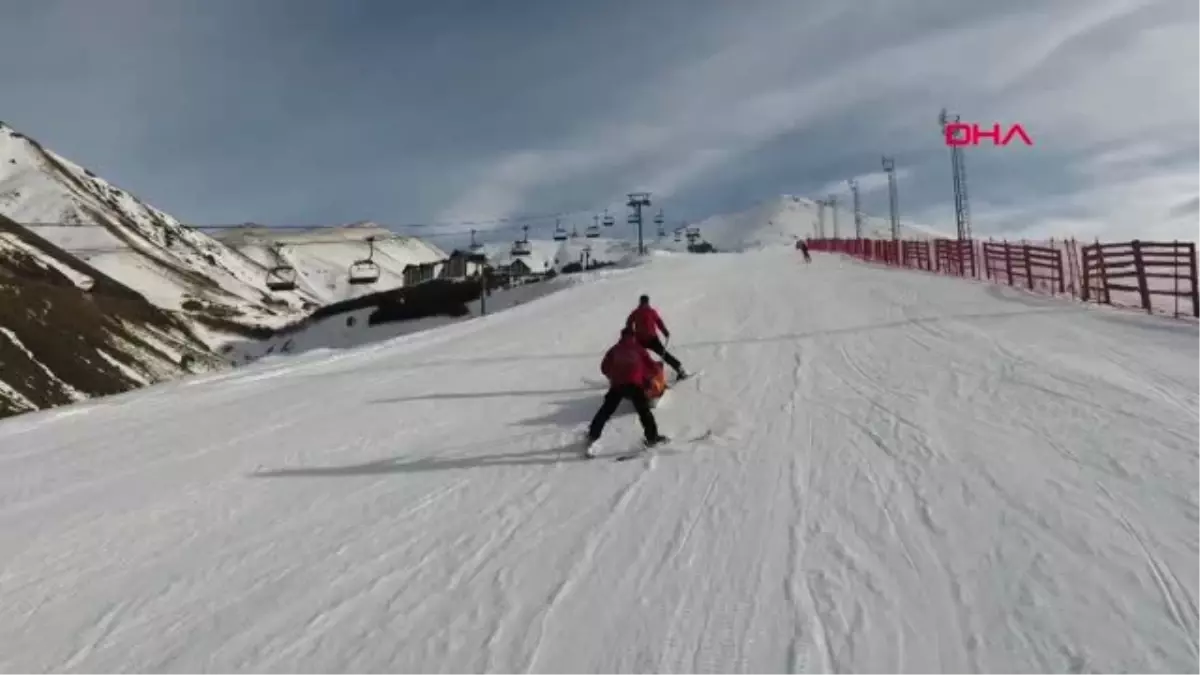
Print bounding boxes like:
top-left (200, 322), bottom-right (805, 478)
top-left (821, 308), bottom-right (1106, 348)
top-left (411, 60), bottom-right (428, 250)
top-left (625, 294), bottom-right (688, 380)
top-left (796, 239), bottom-right (811, 263)
top-left (587, 327), bottom-right (667, 451)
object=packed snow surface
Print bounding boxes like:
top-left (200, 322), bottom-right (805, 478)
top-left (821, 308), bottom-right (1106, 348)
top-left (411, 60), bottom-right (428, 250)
top-left (0, 249), bottom-right (1196, 672)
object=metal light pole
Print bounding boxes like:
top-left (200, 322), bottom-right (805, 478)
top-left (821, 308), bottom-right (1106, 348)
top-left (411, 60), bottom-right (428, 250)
top-left (828, 194), bottom-right (839, 239)
top-left (849, 178), bottom-right (863, 238)
top-left (882, 156), bottom-right (900, 240)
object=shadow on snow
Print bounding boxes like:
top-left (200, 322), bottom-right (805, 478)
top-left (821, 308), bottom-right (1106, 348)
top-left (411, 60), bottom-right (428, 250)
top-left (250, 388), bottom-right (613, 478)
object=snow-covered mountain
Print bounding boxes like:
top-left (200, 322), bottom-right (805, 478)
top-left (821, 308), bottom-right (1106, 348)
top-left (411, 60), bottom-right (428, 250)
top-left (206, 222), bottom-right (447, 306)
top-left (0, 121), bottom-right (319, 343)
top-left (0, 214), bottom-right (220, 418)
top-left (662, 195), bottom-right (947, 252)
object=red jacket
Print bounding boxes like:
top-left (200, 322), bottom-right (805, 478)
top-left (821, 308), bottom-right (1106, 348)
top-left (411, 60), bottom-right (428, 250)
top-left (601, 335), bottom-right (658, 386)
top-left (625, 305), bottom-right (667, 341)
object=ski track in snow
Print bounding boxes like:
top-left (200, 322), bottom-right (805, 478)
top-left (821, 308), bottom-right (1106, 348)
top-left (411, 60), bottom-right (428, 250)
top-left (0, 249), bottom-right (1196, 672)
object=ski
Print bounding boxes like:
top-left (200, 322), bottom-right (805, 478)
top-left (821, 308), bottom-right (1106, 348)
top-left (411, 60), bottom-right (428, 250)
top-left (614, 429), bottom-right (713, 462)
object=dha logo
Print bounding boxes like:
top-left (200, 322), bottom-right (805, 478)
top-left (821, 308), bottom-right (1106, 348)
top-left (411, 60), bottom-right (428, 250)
top-left (944, 123), bottom-right (1033, 147)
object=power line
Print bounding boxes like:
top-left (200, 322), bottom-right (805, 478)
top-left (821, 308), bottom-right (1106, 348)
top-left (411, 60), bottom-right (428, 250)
top-left (190, 204), bottom-right (610, 233)
top-left (17, 211), bottom-right (630, 257)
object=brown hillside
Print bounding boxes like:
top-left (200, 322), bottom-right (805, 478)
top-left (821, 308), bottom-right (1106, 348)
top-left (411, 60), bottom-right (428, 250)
top-left (0, 214), bottom-right (219, 420)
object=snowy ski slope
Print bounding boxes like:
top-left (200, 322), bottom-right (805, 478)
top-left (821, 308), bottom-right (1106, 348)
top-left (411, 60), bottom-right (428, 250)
top-left (0, 248), bottom-right (1196, 672)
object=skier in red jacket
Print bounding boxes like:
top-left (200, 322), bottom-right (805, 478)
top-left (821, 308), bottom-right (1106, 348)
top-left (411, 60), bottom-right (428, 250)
top-left (585, 327), bottom-right (668, 454)
top-left (625, 294), bottom-right (688, 380)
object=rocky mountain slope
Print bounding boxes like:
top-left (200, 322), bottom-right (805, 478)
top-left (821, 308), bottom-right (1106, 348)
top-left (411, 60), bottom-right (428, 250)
top-left (0, 214), bottom-right (219, 418)
top-left (0, 122), bottom-right (453, 420)
top-left (0, 121), bottom-right (320, 346)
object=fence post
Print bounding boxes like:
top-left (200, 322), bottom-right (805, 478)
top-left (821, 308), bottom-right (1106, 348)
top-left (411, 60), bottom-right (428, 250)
top-left (1188, 241), bottom-right (1199, 318)
top-left (1023, 243), bottom-right (1034, 290)
top-left (1095, 239), bottom-right (1111, 304)
top-left (1056, 248), bottom-right (1064, 295)
top-left (1131, 239), bottom-right (1151, 313)
top-left (1002, 240), bottom-right (1013, 286)
top-left (1174, 241), bottom-right (1181, 318)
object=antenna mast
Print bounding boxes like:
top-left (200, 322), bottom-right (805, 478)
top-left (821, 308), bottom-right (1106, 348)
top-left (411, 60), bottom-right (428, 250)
top-left (939, 108), bottom-right (972, 241)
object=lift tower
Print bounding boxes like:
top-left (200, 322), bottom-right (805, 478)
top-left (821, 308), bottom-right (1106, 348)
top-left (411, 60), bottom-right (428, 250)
top-left (939, 108), bottom-right (972, 241)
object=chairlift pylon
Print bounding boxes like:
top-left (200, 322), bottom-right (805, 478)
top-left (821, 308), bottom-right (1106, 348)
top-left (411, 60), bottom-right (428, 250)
top-left (347, 235), bottom-right (381, 285)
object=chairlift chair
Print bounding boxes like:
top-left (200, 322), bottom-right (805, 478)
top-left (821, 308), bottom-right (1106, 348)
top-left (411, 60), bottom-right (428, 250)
top-left (602, 210), bottom-right (615, 227)
top-left (553, 219), bottom-right (568, 241)
top-left (627, 213), bottom-right (638, 224)
top-left (511, 225), bottom-right (532, 256)
top-left (585, 224), bottom-right (600, 238)
top-left (266, 265), bottom-right (298, 291)
top-left (654, 211), bottom-right (665, 226)
top-left (674, 230), bottom-right (682, 242)
top-left (347, 235), bottom-right (381, 285)
top-left (348, 260), bottom-right (381, 285)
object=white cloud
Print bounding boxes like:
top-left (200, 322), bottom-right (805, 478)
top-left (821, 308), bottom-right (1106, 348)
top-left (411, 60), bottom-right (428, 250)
top-left (437, 0), bottom-right (1196, 240)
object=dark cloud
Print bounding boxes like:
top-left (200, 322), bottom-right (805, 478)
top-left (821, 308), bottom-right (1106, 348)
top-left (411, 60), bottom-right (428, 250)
top-left (1, 0), bottom-right (1194, 242)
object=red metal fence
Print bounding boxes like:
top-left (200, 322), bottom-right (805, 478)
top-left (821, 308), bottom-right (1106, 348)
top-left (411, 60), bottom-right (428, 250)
top-left (807, 237), bottom-right (1198, 318)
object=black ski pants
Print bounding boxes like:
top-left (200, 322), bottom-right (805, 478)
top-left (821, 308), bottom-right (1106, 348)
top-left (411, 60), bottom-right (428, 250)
top-left (589, 383), bottom-right (659, 442)
top-left (638, 336), bottom-right (683, 374)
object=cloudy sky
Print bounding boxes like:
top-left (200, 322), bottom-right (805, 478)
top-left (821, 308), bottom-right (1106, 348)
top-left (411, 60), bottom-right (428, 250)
top-left (1, 0), bottom-right (1195, 245)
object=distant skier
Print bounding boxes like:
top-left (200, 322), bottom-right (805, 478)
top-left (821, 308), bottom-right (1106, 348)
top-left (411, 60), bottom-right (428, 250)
top-left (625, 294), bottom-right (688, 380)
top-left (796, 239), bottom-right (811, 263)
top-left (585, 327), bottom-right (669, 454)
